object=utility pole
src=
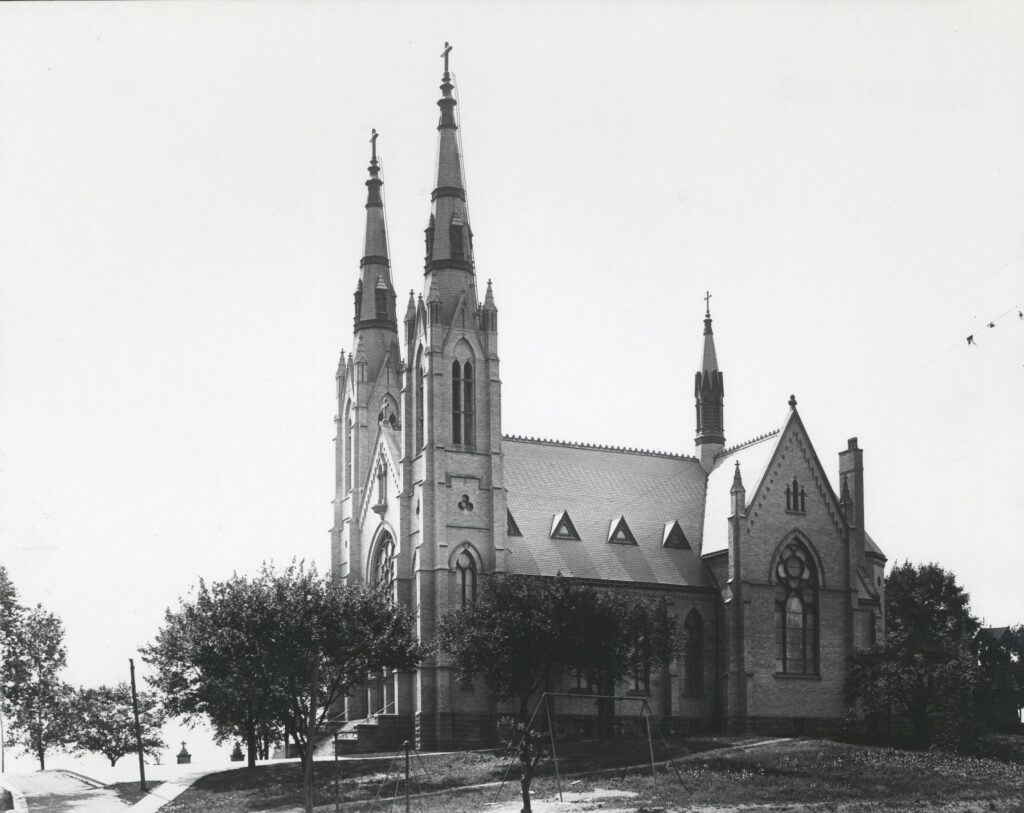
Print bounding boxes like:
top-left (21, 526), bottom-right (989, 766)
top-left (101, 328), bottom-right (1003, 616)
top-left (129, 658), bottom-right (147, 792)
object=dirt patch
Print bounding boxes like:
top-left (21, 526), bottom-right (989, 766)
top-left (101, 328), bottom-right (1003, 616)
top-left (487, 787), bottom-right (639, 813)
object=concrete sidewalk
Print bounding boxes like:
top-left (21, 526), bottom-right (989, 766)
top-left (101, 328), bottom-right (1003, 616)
top-left (126, 770), bottom-right (211, 813)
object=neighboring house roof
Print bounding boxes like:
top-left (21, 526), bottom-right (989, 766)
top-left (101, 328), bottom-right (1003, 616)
top-left (864, 531), bottom-right (886, 559)
top-left (701, 431), bottom-right (781, 556)
top-left (979, 626), bottom-right (1011, 645)
top-left (502, 437), bottom-right (714, 589)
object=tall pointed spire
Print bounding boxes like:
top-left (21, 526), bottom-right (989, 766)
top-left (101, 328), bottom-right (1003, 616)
top-left (354, 129), bottom-right (397, 330)
top-left (695, 292), bottom-right (725, 470)
top-left (423, 41), bottom-right (475, 322)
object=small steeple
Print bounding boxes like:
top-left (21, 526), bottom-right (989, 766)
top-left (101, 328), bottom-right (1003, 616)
top-left (695, 292), bottom-right (725, 470)
top-left (730, 460), bottom-right (746, 515)
top-left (481, 278), bottom-right (498, 332)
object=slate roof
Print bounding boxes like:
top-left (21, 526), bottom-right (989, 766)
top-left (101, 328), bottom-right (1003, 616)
top-left (502, 437), bottom-right (714, 589)
top-left (701, 431), bottom-right (781, 555)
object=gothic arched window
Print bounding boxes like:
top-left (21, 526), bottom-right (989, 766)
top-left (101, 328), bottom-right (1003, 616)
top-left (456, 550), bottom-right (476, 607)
top-left (774, 540), bottom-right (819, 675)
top-left (343, 400), bottom-right (352, 493)
top-left (375, 287), bottom-right (388, 319)
top-left (373, 532), bottom-right (396, 595)
top-left (462, 361), bottom-right (474, 447)
top-left (451, 359), bottom-right (475, 447)
top-left (683, 610), bottom-right (704, 695)
top-left (452, 360), bottom-right (463, 445)
top-left (415, 348), bottom-right (425, 449)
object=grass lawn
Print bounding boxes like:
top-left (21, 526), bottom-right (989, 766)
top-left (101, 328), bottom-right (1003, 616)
top-left (161, 736), bottom-right (1024, 812)
top-left (161, 736), bottom-right (733, 812)
top-left (608, 738), bottom-right (1024, 812)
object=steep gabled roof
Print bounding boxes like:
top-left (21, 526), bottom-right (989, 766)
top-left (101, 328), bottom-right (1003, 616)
top-left (702, 431), bottom-right (780, 555)
top-left (502, 437), bottom-right (714, 588)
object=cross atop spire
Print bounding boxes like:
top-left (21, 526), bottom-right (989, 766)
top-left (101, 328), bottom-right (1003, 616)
top-left (441, 41), bottom-right (453, 77)
top-left (370, 128), bottom-right (378, 164)
top-left (704, 290), bottom-right (712, 317)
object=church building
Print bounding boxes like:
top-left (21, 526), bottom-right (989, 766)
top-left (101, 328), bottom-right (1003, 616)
top-left (330, 48), bottom-right (887, 751)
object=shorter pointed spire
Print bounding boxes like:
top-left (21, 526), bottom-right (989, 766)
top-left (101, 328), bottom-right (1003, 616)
top-left (731, 460), bottom-right (744, 492)
top-left (404, 290), bottom-right (416, 322)
top-left (701, 291), bottom-right (719, 373)
top-left (695, 294), bottom-right (725, 468)
top-left (336, 349), bottom-right (347, 377)
top-left (483, 279), bottom-right (497, 310)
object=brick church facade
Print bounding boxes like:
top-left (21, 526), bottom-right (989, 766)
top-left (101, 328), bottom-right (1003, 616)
top-left (330, 51), bottom-right (886, 750)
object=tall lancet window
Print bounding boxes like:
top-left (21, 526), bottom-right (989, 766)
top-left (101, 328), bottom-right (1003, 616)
top-left (452, 361), bottom-right (463, 445)
top-left (344, 401), bottom-right (352, 493)
top-left (375, 288), bottom-right (388, 319)
top-left (683, 610), bottom-right (704, 695)
top-left (462, 361), bottom-right (475, 447)
top-left (456, 550), bottom-right (477, 606)
top-left (415, 348), bottom-right (425, 449)
top-left (451, 360), bottom-right (475, 447)
top-left (774, 540), bottom-right (819, 675)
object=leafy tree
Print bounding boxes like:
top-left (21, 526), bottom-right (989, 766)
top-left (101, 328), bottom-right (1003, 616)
top-left (143, 571), bottom-right (283, 768)
top-left (145, 562), bottom-right (420, 813)
top-left (437, 576), bottom-right (678, 736)
top-left (435, 575), bottom-right (564, 722)
top-left (848, 562), bottom-right (981, 747)
top-left (0, 566), bottom-right (22, 653)
top-left (562, 588), bottom-right (678, 738)
top-left (886, 562), bottom-right (979, 642)
top-left (1, 567), bottom-right (26, 748)
top-left (72, 683), bottom-right (167, 766)
top-left (5, 605), bottom-right (75, 769)
top-left (258, 563), bottom-right (420, 813)
top-left (975, 624), bottom-right (1024, 731)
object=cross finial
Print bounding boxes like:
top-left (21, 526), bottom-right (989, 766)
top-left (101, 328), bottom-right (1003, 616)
top-left (704, 290), bottom-right (712, 317)
top-left (441, 41), bottom-right (452, 75)
top-left (370, 129), bottom-right (378, 162)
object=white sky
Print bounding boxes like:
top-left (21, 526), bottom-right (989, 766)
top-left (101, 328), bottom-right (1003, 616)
top-left (2, 0), bottom-right (1023, 710)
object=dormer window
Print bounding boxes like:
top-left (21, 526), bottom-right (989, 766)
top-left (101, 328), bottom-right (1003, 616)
top-left (785, 478), bottom-right (807, 513)
top-left (375, 288), bottom-right (388, 319)
top-left (607, 516), bottom-right (637, 545)
top-left (507, 509), bottom-right (522, 537)
top-left (550, 510), bottom-right (580, 541)
top-left (662, 520), bottom-right (690, 549)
